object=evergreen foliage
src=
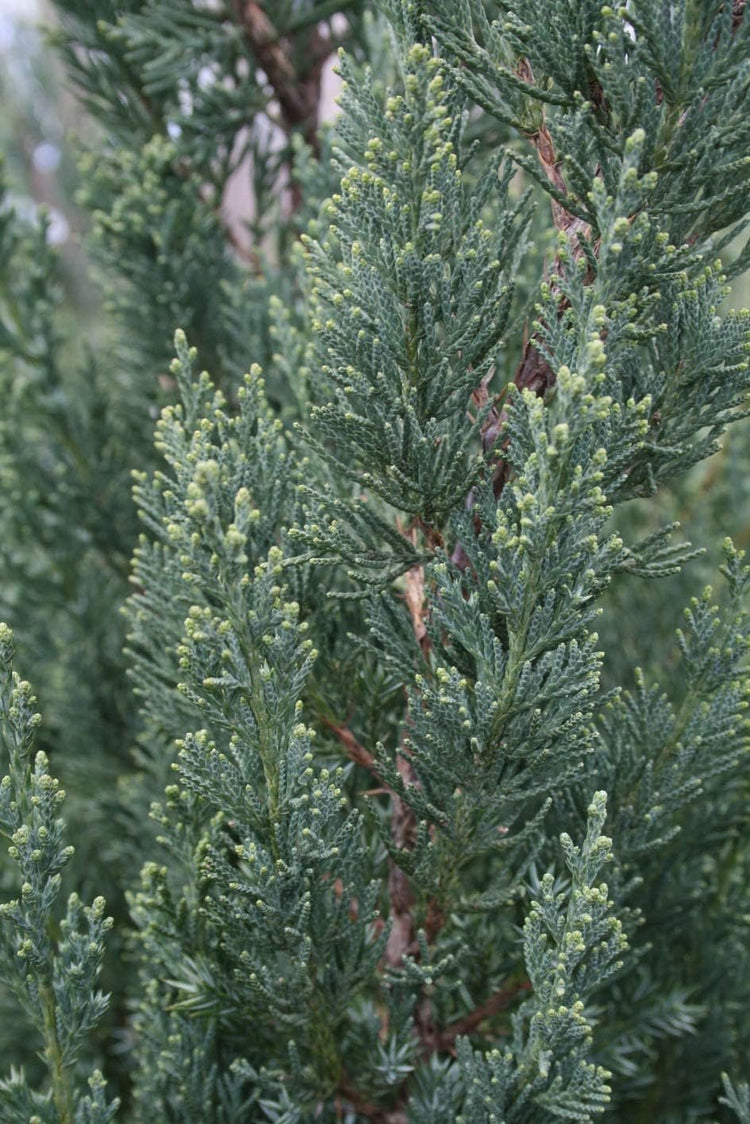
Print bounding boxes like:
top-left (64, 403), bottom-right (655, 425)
top-left (0, 625), bottom-right (116, 1123)
top-left (1, 0), bottom-right (750, 1119)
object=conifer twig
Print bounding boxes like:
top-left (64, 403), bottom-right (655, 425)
top-left (337, 1074), bottom-right (408, 1124)
top-left (404, 562), bottom-right (430, 658)
top-left (233, 1), bottom-right (329, 152)
top-left (321, 716), bottom-right (379, 774)
top-left (452, 60), bottom-right (596, 518)
top-left (320, 716), bottom-right (422, 973)
top-left (733, 0), bottom-right (746, 33)
top-left (384, 752), bottom-right (419, 968)
top-left (385, 522), bottom-right (432, 971)
top-left (435, 979), bottom-right (532, 1050)
top-left (516, 59), bottom-right (595, 243)
top-left (483, 59), bottom-right (596, 497)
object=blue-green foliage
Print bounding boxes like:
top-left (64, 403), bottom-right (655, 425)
top-left (1, 0), bottom-right (749, 1120)
top-left (126, 332), bottom-right (296, 765)
top-left (455, 794), bottom-right (625, 1124)
top-left (0, 625), bottom-right (116, 1124)
top-left (428, 0), bottom-right (750, 255)
top-left (52, 0), bottom-right (367, 399)
top-left (0, 171), bottom-right (138, 988)
top-left (125, 336), bottom-right (386, 1115)
top-left (76, 136), bottom-right (247, 388)
top-left (722, 1075), bottom-right (750, 1124)
top-left (295, 42), bottom-right (535, 576)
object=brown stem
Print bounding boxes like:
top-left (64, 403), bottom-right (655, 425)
top-left (495, 2), bottom-right (741, 499)
top-left (384, 753), bottom-right (419, 968)
top-left (386, 523), bottom-right (439, 973)
top-left (404, 562), bottom-right (430, 659)
top-left (448, 61), bottom-right (594, 550)
top-left (469, 62), bottom-right (597, 509)
top-left (733, 0), bottom-right (746, 33)
top-left (322, 716), bottom-right (379, 774)
top-left (516, 59), bottom-right (594, 244)
top-left (318, 716), bottom-right (422, 971)
top-left (510, 62), bottom-right (594, 408)
top-left (233, 1), bottom-right (329, 152)
top-left (197, 181), bottom-right (263, 272)
top-left (435, 980), bottom-right (532, 1051)
top-left (383, 520), bottom-right (428, 970)
top-left (335, 1077), bottom-right (383, 1118)
top-left (386, 526), bottom-right (452, 1062)
top-left (336, 1075), bottom-right (408, 1123)
top-left (223, 217), bottom-right (263, 271)
top-left (321, 726), bottom-right (417, 1115)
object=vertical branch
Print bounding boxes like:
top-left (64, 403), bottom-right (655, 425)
top-left (516, 60), bottom-right (595, 244)
top-left (404, 557), bottom-right (430, 659)
top-left (40, 981), bottom-right (75, 1124)
top-left (232, 1), bottom-right (339, 213)
top-left (476, 60), bottom-right (598, 504)
top-left (386, 527), bottom-right (426, 971)
top-left (487, 2), bottom-right (745, 500)
top-left (386, 526), bottom-right (446, 1056)
top-left (386, 521), bottom-right (434, 971)
top-left (384, 753), bottom-right (420, 969)
top-left (733, 0), bottom-right (746, 32)
top-left (233, 1), bottom-right (331, 151)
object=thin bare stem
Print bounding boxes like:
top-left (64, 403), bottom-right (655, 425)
top-left (435, 980), bottom-right (532, 1051)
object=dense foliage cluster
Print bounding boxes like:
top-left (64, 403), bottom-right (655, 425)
top-left (1, 1), bottom-right (750, 1120)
